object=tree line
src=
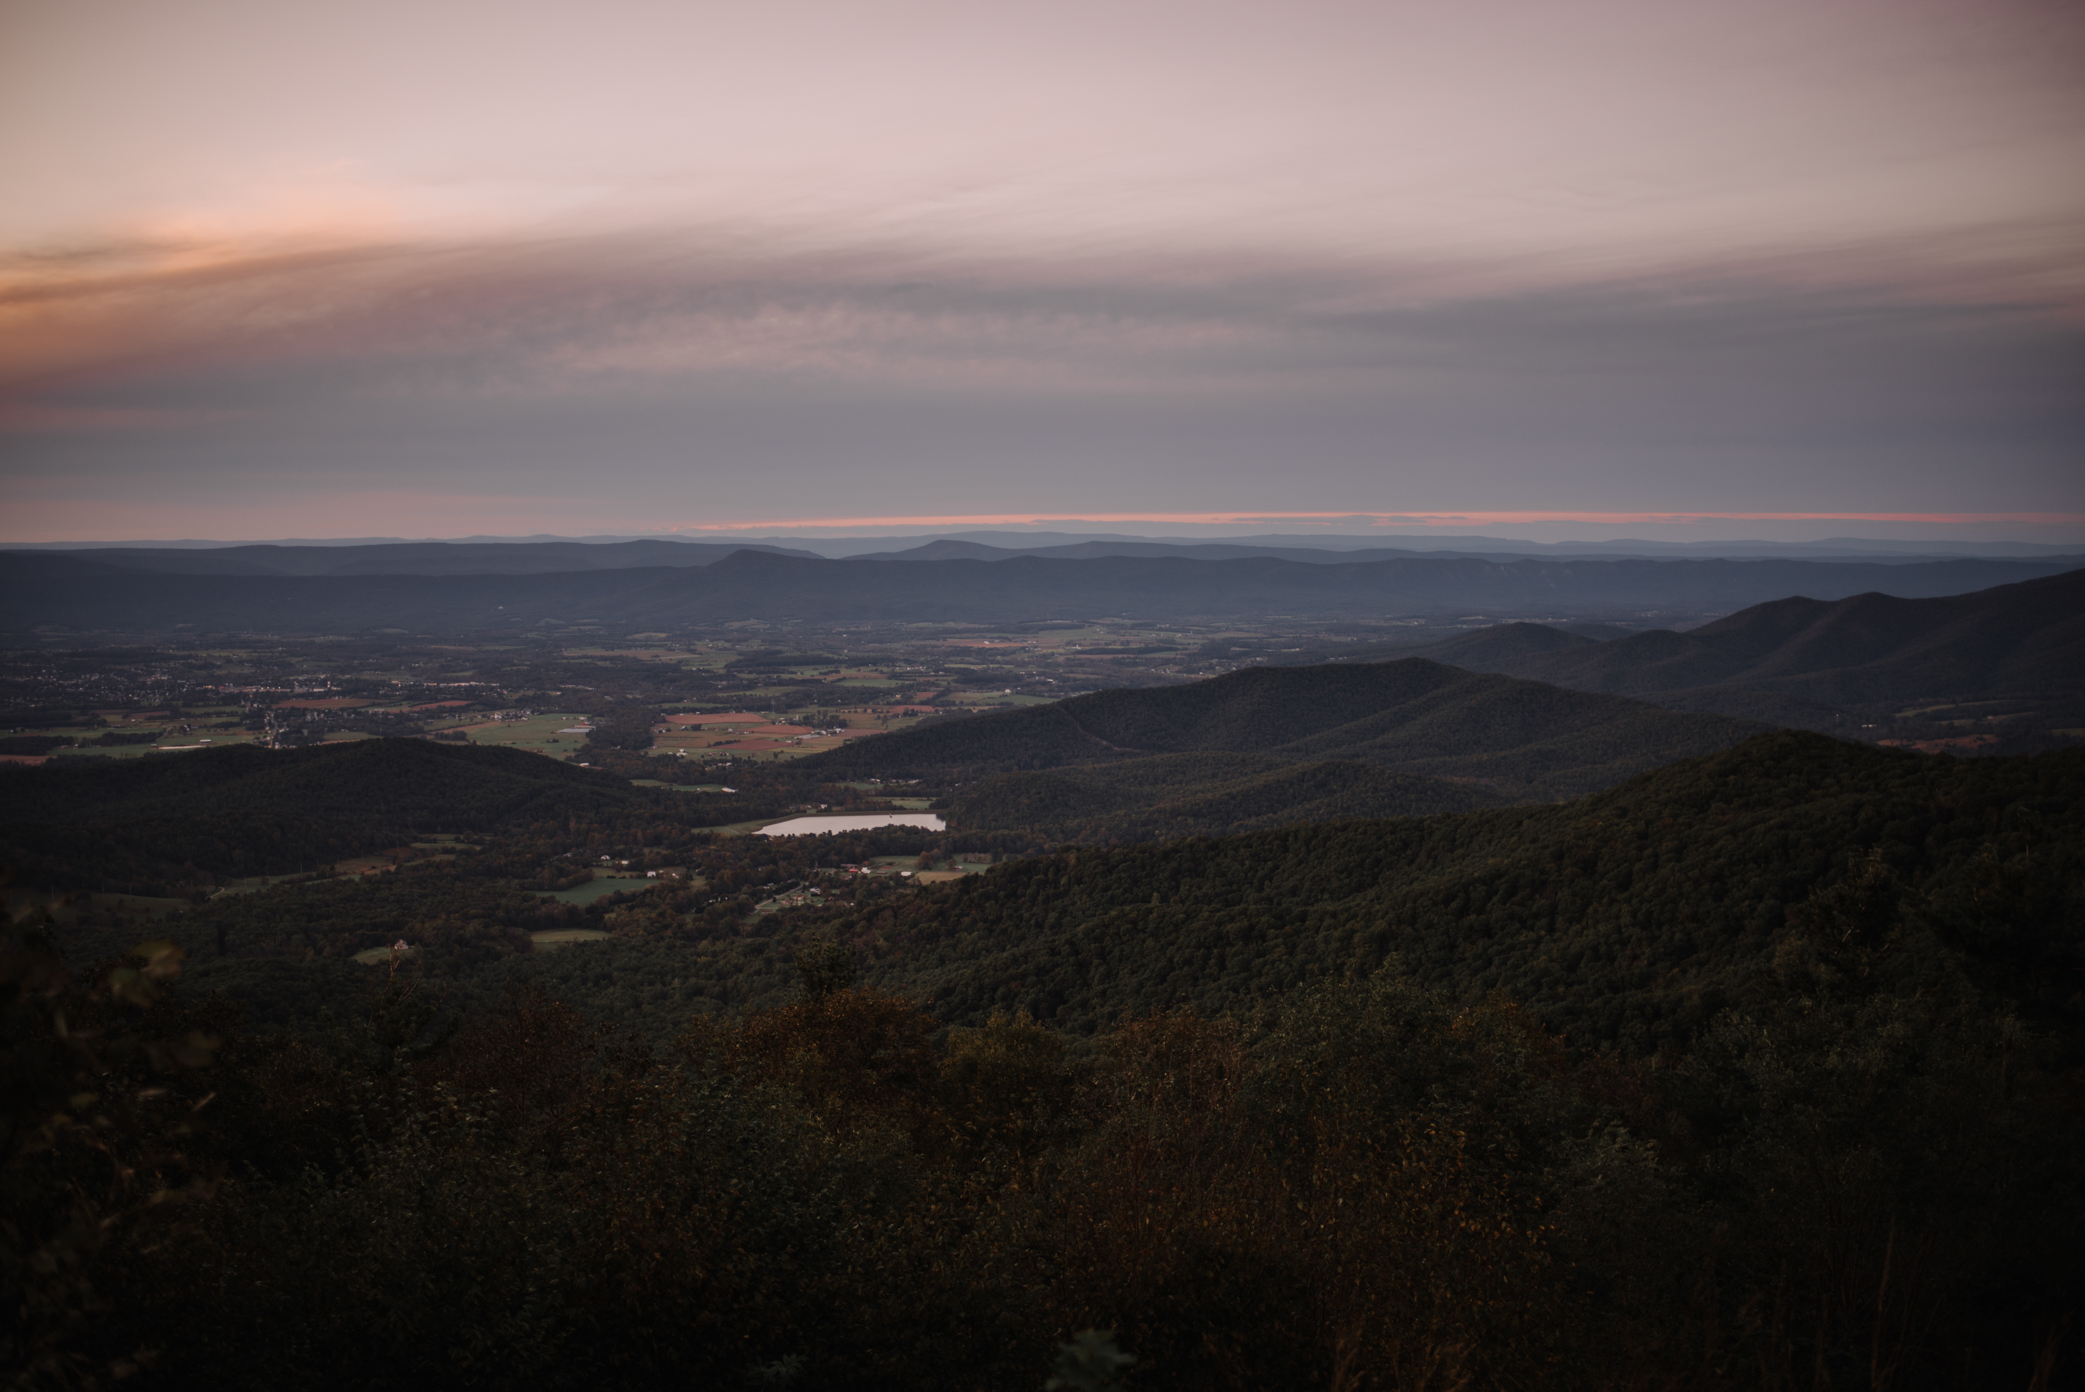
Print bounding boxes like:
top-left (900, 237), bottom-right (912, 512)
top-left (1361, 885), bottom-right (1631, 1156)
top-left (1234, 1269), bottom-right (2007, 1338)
top-left (5, 891), bottom-right (2075, 1389)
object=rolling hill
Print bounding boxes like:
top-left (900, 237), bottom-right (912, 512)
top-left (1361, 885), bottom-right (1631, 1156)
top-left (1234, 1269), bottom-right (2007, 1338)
top-left (939, 756), bottom-right (1510, 842)
top-left (1406, 568), bottom-right (2085, 723)
top-left (832, 732), bottom-right (2085, 1049)
top-left (798, 658), bottom-right (1767, 839)
top-left (0, 738), bottom-right (642, 889)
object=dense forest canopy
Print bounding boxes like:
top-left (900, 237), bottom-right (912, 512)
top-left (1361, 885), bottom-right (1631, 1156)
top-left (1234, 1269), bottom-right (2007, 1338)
top-left (827, 733), bottom-right (2085, 1048)
top-left (31, 729), bottom-right (2071, 1062)
top-left (7, 735), bottom-right (2079, 1388)
top-left (939, 756), bottom-right (1509, 844)
top-left (801, 659), bottom-right (1762, 777)
top-left (0, 739), bottom-right (671, 890)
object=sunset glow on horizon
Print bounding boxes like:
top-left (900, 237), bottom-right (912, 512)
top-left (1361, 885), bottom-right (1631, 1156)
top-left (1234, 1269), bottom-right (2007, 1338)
top-left (3, 0), bottom-right (2080, 543)
top-left (8, 501), bottom-right (2082, 548)
top-left (659, 512), bottom-right (2085, 535)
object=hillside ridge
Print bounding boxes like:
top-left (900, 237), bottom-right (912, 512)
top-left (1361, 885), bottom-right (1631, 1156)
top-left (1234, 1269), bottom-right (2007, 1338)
top-left (801, 658), bottom-right (1765, 837)
top-left (1406, 568), bottom-right (2085, 721)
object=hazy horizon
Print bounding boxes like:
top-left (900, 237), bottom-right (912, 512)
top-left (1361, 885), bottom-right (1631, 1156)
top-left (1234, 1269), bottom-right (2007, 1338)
top-left (10, 522), bottom-right (2084, 557)
top-left (4, 0), bottom-right (2080, 542)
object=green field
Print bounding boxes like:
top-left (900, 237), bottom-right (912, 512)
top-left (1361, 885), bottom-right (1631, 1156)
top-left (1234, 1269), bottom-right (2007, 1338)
top-left (534, 874), bottom-right (655, 905)
top-left (7, 718), bottom-right (275, 761)
top-left (456, 713), bottom-right (592, 757)
top-left (529, 928), bottom-right (613, 950)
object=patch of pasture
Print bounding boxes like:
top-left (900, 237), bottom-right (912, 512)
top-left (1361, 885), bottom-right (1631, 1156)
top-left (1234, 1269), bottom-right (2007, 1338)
top-left (534, 875), bottom-right (652, 905)
top-left (758, 813), bottom-right (945, 836)
top-left (690, 817), bottom-right (777, 837)
top-left (150, 731), bottom-right (265, 753)
top-left (455, 713), bottom-right (592, 755)
top-left (529, 929), bottom-right (612, 951)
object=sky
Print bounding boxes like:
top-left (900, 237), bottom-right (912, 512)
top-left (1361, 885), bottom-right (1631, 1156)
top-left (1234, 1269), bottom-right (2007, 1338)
top-left (2, 0), bottom-right (2081, 544)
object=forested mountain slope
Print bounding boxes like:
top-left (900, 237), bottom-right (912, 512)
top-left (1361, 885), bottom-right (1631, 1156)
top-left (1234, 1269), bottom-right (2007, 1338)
top-left (15, 733), bottom-right (2080, 1390)
top-left (831, 733), bottom-right (2084, 1054)
top-left (80, 730), bottom-right (2080, 1063)
top-left (940, 756), bottom-right (1510, 843)
top-left (0, 739), bottom-right (644, 886)
top-left (1411, 568), bottom-right (2085, 710)
top-left (804, 658), bottom-right (1766, 806)
top-left (1404, 621), bottom-right (1602, 668)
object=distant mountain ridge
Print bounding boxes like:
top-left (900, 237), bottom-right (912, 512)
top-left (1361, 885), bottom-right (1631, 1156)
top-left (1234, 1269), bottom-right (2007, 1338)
top-left (16, 538), bottom-right (816, 577)
top-left (845, 536), bottom-right (2085, 566)
top-left (1405, 569), bottom-right (2085, 719)
top-left (842, 530), bottom-right (2085, 560)
top-left (18, 529), bottom-right (2082, 560)
top-left (854, 539), bottom-right (1540, 564)
top-left (6, 547), bottom-right (2079, 634)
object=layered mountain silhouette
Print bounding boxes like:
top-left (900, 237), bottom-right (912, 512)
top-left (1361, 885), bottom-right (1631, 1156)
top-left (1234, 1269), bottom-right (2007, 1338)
top-left (5, 546), bottom-right (2078, 633)
top-left (1403, 569), bottom-right (2085, 724)
top-left (796, 659), bottom-right (1766, 839)
top-left (16, 538), bottom-right (815, 577)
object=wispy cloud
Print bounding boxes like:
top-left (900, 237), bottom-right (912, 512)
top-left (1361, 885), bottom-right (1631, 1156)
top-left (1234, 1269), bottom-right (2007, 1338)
top-left (7, 219), bottom-right (2076, 410)
top-left (3, 0), bottom-right (2079, 540)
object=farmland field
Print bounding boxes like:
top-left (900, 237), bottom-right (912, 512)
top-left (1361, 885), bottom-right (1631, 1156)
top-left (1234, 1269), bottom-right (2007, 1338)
top-left (535, 874), bottom-right (655, 905)
top-left (529, 928), bottom-right (613, 949)
top-left (454, 712), bottom-right (593, 756)
top-left (757, 812), bottom-right (944, 835)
